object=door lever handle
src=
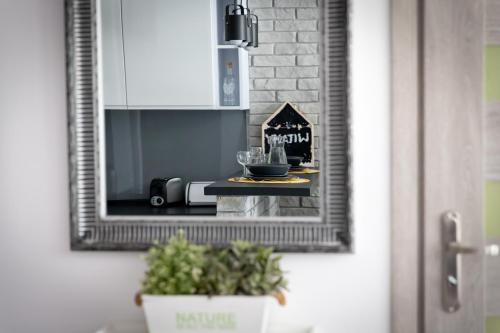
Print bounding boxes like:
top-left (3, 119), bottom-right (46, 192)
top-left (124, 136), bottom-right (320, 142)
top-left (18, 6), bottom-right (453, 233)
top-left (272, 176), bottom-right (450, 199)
top-left (447, 242), bottom-right (477, 254)
top-left (442, 211), bottom-right (478, 313)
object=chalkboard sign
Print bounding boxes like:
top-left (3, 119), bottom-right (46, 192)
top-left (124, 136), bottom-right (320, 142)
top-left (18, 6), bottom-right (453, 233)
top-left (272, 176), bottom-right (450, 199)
top-left (261, 102), bottom-right (314, 166)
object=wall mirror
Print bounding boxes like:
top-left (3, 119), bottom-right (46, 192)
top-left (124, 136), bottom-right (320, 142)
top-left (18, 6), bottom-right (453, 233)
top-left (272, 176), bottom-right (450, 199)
top-left (66, 0), bottom-right (350, 252)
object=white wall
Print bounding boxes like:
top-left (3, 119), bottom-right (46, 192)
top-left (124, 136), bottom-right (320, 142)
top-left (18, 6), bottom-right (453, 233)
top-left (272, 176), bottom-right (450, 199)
top-left (0, 0), bottom-right (389, 332)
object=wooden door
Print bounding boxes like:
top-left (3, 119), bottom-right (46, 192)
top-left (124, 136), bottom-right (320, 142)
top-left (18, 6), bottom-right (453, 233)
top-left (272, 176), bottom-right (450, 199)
top-left (422, 0), bottom-right (484, 331)
top-left (392, 0), bottom-right (485, 332)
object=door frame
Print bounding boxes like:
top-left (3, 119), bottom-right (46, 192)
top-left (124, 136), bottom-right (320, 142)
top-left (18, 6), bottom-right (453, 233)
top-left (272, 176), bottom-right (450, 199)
top-left (391, 0), bottom-right (421, 332)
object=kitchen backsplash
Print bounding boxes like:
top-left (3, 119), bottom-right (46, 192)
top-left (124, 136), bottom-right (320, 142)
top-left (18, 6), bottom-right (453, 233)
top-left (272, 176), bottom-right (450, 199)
top-left (105, 109), bottom-right (247, 200)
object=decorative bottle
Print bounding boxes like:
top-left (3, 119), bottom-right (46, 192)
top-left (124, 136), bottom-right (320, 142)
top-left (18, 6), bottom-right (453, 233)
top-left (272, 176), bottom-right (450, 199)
top-left (223, 62), bottom-right (236, 106)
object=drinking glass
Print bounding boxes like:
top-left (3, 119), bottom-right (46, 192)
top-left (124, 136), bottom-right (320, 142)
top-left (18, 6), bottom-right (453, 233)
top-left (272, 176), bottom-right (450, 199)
top-left (249, 146), bottom-right (265, 164)
top-left (236, 151), bottom-right (250, 176)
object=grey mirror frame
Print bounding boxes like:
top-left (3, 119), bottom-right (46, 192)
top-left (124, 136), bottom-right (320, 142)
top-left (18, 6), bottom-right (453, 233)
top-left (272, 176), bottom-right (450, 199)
top-left (65, 0), bottom-right (351, 252)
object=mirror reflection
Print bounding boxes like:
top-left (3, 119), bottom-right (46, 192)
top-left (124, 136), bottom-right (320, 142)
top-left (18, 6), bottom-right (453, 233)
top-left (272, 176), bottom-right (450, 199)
top-left (99, 0), bottom-right (321, 219)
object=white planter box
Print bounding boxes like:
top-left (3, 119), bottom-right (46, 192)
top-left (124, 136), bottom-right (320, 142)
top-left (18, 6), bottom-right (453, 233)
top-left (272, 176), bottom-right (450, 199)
top-left (142, 295), bottom-right (272, 333)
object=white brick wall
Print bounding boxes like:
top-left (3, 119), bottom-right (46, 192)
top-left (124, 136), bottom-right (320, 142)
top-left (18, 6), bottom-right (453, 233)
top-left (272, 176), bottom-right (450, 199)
top-left (247, 0), bottom-right (321, 164)
top-left (248, 0), bottom-right (320, 216)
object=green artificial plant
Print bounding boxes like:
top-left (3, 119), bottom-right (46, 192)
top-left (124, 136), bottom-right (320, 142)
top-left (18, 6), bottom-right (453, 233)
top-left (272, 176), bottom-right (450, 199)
top-left (139, 231), bottom-right (287, 302)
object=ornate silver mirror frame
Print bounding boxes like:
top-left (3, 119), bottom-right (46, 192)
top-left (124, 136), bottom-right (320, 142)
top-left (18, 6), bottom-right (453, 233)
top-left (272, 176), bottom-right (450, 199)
top-left (66, 0), bottom-right (350, 252)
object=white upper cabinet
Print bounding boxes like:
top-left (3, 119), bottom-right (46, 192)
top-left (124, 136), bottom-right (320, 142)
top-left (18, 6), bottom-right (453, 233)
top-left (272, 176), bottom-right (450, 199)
top-left (99, 0), bottom-right (249, 110)
top-left (121, 0), bottom-right (215, 108)
top-left (100, 0), bottom-right (127, 108)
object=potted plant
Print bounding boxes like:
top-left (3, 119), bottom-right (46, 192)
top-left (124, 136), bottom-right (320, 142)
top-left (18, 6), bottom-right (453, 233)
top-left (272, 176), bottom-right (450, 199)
top-left (135, 231), bottom-right (287, 333)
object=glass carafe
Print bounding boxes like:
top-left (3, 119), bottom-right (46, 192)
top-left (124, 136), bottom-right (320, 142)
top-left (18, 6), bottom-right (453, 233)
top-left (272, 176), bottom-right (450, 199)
top-left (267, 135), bottom-right (287, 164)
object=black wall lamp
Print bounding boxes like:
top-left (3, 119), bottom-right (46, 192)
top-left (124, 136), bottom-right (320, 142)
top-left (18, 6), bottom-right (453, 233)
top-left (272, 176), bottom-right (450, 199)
top-left (224, 0), bottom-right (258, 48)
top-left (247, 14), bottom-right (258, 48)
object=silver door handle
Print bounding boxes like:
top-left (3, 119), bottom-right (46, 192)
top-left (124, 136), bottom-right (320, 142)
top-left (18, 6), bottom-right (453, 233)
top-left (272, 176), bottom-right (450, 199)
top-left (448, 242), bottom-right (477, 254)
top-left (442, 211), bottom-right (478, 313)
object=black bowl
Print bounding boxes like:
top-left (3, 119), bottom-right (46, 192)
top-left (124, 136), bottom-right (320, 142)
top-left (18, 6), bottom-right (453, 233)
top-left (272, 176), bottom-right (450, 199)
top-left (246, 164), bottom-right (290, 177)
top-left (287, 156), bottom-right (304, 167)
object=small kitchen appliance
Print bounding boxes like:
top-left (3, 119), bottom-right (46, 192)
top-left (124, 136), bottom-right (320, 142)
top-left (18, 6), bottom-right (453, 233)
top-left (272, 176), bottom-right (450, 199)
top-left (185, 182), bottom-right (217, 206)
top-left (149, 178), bottom-right (183, 207)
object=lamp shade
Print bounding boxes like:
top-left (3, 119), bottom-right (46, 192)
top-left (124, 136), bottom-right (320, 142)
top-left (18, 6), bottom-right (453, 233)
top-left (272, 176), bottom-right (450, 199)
top-left (246, 14), bottom-right (259, 48)
top-left (241, 12), bottom-right (253, 47)
top-left (225, 4), bottom-right (247, 45)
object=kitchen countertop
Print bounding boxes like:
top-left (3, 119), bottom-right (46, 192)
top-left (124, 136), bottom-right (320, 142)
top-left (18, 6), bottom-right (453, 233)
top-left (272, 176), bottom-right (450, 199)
top-left (107, 200), bottom-right (216, 216)
top-left (204, 173), bottom-right (317, 197)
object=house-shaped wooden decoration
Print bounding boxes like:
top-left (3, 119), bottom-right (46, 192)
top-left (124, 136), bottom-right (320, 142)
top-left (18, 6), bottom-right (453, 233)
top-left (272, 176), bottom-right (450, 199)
top-left (261, 102), bottom-right (314, 166)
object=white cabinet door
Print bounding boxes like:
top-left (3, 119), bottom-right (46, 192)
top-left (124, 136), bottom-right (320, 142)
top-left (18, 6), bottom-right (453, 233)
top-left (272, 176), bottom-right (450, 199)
top-left (121, 0), bottom-right (215, 108)
top-left (100, 0), bottom-right (127, 108)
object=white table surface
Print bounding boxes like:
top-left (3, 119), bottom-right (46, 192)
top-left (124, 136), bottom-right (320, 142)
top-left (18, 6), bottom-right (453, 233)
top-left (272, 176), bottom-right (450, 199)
top-left (95, 319), bottom-right (318, 333)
